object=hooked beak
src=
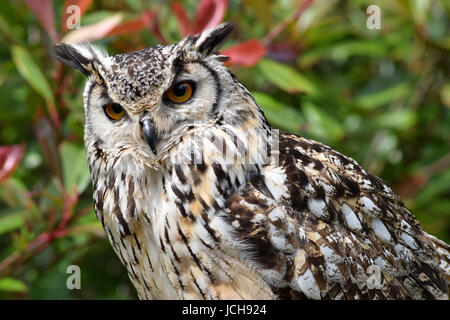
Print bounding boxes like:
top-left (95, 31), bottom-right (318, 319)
top-left (140, 117), bottom-right (158, 155)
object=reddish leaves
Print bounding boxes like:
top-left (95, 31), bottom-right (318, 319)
top-left (0, 145), bottom-right (25, 183)
top-left (107, 11), bottom-right (155, 37)
top-left (172, 0), bottom-right (227, 36)
top-left (106, 10), bottom-right (165, 43)
top-left (24, 0), bottom-right (94, 40)
top-left (171, 3), bottom-right (193, 37)
top-left (24, 0), bottom-right (58, 42)
top-left (222, 39), bottom-right (266, 67)
top-left (172, 0), bottom-right (266, 66)
top-left (63, 10), bottom-right (164, 44)
top-left (195, 0), bottom-right (228, 33)
top-left (25, 0), bottom-right (266, 66)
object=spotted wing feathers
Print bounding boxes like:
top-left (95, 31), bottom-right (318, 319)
top-left (226, 132), bottom-right (449, 299)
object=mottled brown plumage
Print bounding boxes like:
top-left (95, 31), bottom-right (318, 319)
top-left (54, 23), bottom-right (450, 300)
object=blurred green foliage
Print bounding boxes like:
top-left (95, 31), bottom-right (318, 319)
top-left (0, 0), bottom-right (449, 299)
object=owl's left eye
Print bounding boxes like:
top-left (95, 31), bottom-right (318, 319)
top-left (103, 103), bottom-right (125, 121)
top-left (165, 81), bottom-right (195, 104)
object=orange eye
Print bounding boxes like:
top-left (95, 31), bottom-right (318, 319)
top-left (104, 103), bottom-right (125, 121)
top-left (165, 81), bottom-right (194, 104)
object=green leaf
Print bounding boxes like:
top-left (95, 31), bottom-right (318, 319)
top-left (426, 200), bottom-right (450, 217)
top-left (415, 169), bottom-right (450, 209)
top-left (410, 0), bottom-right (429, 25)
top-left (252, 92), bottom-right (304, 134)
top-left (11, 45), bottom-right (54, 104)
top-left (302, 102), bottom-right (345, 141)
top-left (0, 13), bottom-right (17, 44)
top-left (440, 83), bottom-right (450, 108)
top-left (0, 210), bottom-right (26, 235)
top-left (356, 82), bottom-right (410, 110)
top-left (124, 0), bottom-right (144, 12)
top-left (0, 277), bottom-right (28, 293)
top-left (59, 142), bottom-right (90, 194)
top-left (69, 221), bottom-right (104, 237)
top-left (259, 59), bottom-right (316, 94)
top-left (298, 40), bottom-right (387, 68)
top-left (373, 109), bottom-right (417, 130)
top-left (0, 178), bottom-right (29, 208)
top-left (329, 40), bottom-right (388, 61)
top-left (246, 0), bottom-right (272, 30)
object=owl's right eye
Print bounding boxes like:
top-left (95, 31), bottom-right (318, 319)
top-left (103, 103), bottom-right (125, 121)
top-left (165, 81), bottom-right (195, 104)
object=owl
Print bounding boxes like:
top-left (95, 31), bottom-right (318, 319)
top-left (54, 23), bottom-right (450, 300)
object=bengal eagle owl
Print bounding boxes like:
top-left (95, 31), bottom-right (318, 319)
top-left (54, 23), bottom-right (449, 300)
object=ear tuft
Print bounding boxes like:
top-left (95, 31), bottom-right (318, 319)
top-left (53, 43), bottom-right (92, 76)
top-left (53, 43), bottom-right (107, 81)
top-left (195, 22), bottom-right (235, 55)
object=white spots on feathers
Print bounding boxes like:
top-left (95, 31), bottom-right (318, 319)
top-left (401, 232), bottom-right (418, 250)
top-left (294, 269), bottom-right (322, 300)
top-left (268, 207), bottom-right (284, 221)
top-left (321, 245), bottom-right (345, 283)
top-left (262, 164), bottom-right (288, 201)
top-left (400, 220), bottom-right (414, 234)
top-left (308, 198), bottom-right (328, 219)
top-left (361, 196), bottom-right (380, 217)
top-left (359, 179), bottom-right (373, 191)
top-left (394, 243), bottom-right (414, 262)
top-left (342, 203), bottom-right (363, 232)
top-left (371, 218), bottom-right (393, 243)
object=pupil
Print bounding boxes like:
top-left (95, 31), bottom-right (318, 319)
top-left (173, 84), bottom-right (186, 97)
top-left (112, 104), bottom-right (122, 113)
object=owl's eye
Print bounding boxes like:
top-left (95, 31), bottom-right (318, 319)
top-left (165, 81), bottom-right (195, 104)
top-left (103, 103), bottom-right (125, 121)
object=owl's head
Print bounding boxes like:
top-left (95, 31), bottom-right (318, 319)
top-left (54, 23), bottom-right (269, 169)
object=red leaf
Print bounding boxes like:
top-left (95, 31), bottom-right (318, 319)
top-left (24, 0), bottom-right (58, 42)
top-left (222, 39), bottom-right (266, 67)
top-left (62, 0), bottom-right (94, 32)
top-left (195, 0), bottom-right (227, 33)
top-left (107, 11), bottom-right (156, 37)
top-left (107, 20), bottom-right (144, 36)
top-left (0, 145), bottom-right (25, 183)
top-left (141, 11), bottom-right (167, 44)
top-left (171, 2), bottom-right (193, 37)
